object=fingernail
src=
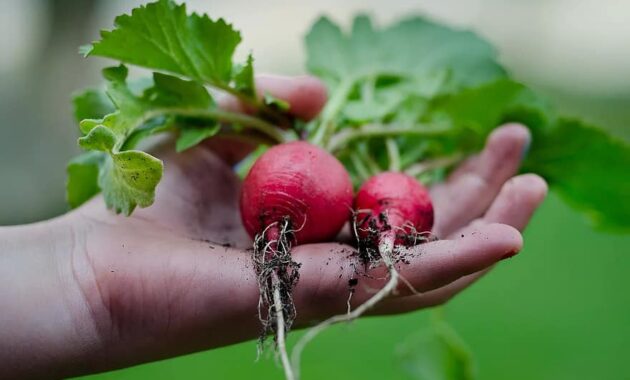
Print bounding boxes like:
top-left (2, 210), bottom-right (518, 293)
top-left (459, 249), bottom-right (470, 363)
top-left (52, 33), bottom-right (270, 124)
top-left (501, 249), bottom-right (520, 261)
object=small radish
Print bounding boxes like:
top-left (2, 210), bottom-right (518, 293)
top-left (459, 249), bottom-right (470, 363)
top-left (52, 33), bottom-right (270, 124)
top-left (240, 141), bottom-right (353, 380)
top-left (354, 171), bottom-right (434, 247)
top-left (292, 172), bottom-right (434, 373)
top-left (350, 172), bottom-right (434, 313)
top-left (241, 141), bottom-right (353, 245)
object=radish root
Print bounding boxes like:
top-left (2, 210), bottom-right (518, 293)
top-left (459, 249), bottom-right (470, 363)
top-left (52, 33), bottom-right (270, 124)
top-left (272, 272), bottom-right (296, 380)
top-left (291, 231), bottom-right (400, 379)
top-left (252, 217), bottom-right (300, 379)
top-left (291, 213), bottom-right (436, 379)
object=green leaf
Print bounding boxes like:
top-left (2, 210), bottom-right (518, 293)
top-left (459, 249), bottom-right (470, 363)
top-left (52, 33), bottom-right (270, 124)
top-left (78, 125), bottom-right (118, 152)
top-left (102, 65), bottom-right (146, 117)
top-left (71, 65), bottom-right (220, 214)
top-left (176, 124), bottom-right (220, 152)
top-left (85, 0), bottom-right (241, 85)
top-left (426, 79), bottom-right (545, 151)
top-left (148, 72), bottom-right (212, 108)
top-left (396, 314), bottom-right (476, 380)
top-left (425, 80), bottom-right (630, 231)
top-left (233, 53), bottom-right (255, 97)
top-left (431, 80), bottom-right (530, 131)
top-left (99, 151), bottom-right (163, 215)
top-left (306, 15), bottom-right (507, 150)
top-left (235, 144), bottom-right (268, 179)
top-left (524, 119), bottom-right (630, 232)
top-left (306, 15), bottom-right (505, 90)
top-left (121, 119), bottom-right (175, 151)
top-left (66, 152), bottom-right (105, 208)
top-left (72, 88), bottom-right (115, 123)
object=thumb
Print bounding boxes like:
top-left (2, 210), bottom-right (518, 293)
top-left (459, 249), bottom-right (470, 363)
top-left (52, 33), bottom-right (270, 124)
top-left (207, 74), bottom-right (328, 164)
top-left (218, 74), bottom-right (328, 121)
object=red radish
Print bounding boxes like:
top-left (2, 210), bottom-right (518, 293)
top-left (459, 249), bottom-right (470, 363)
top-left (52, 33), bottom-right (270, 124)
top-left (241, 141), bottom-right (353, 244)
top-left (239, 141), bottom-right (353, 380)
top-left (292, 172), bottom-right (434, 372)
top-left (354, 171), bottom-right (434, 245)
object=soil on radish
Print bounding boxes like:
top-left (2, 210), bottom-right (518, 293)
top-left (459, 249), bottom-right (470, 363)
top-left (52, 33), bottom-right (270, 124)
top-left (251, 216), bottom-right (301, 346)
top-left (349, 210), bottom-right (435, 284)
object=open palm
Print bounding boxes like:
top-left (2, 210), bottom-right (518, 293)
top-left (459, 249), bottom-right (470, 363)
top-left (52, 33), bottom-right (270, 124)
top-left (34, 75), bottom-right (547, 377)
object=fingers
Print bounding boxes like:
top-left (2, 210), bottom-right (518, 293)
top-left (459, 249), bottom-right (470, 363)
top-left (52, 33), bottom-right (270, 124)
top-left (431, 124), bottom-right (531, 237)
top-left (392, 223), bottom-right (522, 293)
top-left (292, 223), bottom-right (522, 321)
top-left (208, 74), bottom-right (327, 163)
top-left (482, 173), bottom-right (548, 231)
top-left (380, 174), bottom-right (547, 315)
top-left (217, 74), bottom-right (327, 121)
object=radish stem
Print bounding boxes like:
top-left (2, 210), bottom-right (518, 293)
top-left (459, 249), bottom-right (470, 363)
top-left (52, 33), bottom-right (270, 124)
top-left (357, 143), bottom-right (382, 175)
top-left (311, 78), bottom-right (354, 147)
top-left (143, 107), bottom-right (285, 143)
top-left (214, 82), bottom-right (291, 128)
top-left (327, 124), bottom-right (450, 153)
top-left (349, 153), bottom-right (371, 182)
top-left (405, 153), bottom-right (463, 177)
top-left (386, 138), bottom-right (401, 172)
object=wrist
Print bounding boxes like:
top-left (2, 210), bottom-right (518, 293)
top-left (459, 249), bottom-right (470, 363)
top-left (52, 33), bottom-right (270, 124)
top-left (0, 214), bottom-right (103, 379)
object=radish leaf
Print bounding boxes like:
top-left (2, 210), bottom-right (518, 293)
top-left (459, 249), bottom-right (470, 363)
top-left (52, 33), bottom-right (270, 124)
top-left (233, 53), bottom-right (256, 97)
top-left (83, 0), bottom-right (240, 86)
top-left (524, 119), bottom-right (630, 232)
top-left (72, 89), bottom-right (114, 123)
top-left (176, 124), bottom-right (220, 152)
top-left (66, 152), bottom-right (105, 208)
top-left (306, 15), bottom-right (505, 92)
top-left (99, 151), bottom-right (163, 215)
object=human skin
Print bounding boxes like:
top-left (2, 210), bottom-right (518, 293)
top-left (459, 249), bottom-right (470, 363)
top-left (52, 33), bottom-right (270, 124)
top-left (0, 75), bottom-right (547, 380)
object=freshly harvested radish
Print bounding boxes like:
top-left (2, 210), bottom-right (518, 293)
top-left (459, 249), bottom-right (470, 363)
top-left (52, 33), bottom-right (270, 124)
top-left (292, 172), bottom-right (434, 375)
top-left (354, 171), bottom-right (434, 246)
top-left (241, 141), bottom-right (353, 245)
top-left (240, 141), bottom-right (353, 380)
top-left (349, 171), bottom-right (434, 316)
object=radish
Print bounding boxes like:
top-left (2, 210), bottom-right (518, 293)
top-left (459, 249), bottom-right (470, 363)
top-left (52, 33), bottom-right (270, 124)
top-left (354, 171), bottom-right (434, 247)
top-left (349, 171), bottom-right (434, 315)
top-left (241, 141), bottom-right (354, 245)
top-left (240, 141), bottom-right (353, 380)
top-left (292, 172), bottom-right (434, 376)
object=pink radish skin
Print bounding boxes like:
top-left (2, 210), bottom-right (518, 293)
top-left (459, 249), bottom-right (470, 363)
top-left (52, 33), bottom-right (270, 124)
top-left (240, 141), bottom-right (353, 380)
top-left (354, 171), bottom-right (434, 243)
top-left (240, 141), bottom-right (353, 244)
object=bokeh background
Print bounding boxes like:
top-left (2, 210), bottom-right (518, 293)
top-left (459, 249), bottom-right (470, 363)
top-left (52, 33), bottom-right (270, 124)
top-left (1, 0), bottom-right (629, 379)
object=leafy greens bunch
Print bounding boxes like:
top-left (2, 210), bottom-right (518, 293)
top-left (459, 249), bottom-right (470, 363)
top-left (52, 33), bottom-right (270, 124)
top-left (68, 0), bottom-right (629, 240)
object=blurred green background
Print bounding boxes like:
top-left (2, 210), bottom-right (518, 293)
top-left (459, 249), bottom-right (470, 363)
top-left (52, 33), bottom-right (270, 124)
top-left (1, 0), bottom-right (628, 379)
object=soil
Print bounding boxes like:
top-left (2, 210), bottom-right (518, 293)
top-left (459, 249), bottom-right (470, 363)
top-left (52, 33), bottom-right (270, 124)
top-left (252, 216), bottom-right (301, 346)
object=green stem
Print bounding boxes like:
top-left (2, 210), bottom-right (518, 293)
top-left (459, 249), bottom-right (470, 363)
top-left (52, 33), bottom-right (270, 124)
top-left (357, 144), bottom-right (381, 175)
top-left (145, 107), bottom-right (285, 144)
top-left (386, 138), bottom-right (401, 172)
top-left (404, 153), bottom-right (463, 177)
top-left (310, 78), bottom-right (355, 147)
top-left (215, 83), bottom-right (291, 127)
top-left (349, 153), bottom-right (371, 182)
top-left (327, 124), bottom-right (451, 153)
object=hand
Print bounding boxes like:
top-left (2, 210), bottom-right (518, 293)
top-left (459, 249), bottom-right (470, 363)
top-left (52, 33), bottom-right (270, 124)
top-left (0, 75), bottom-right (547, 379)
